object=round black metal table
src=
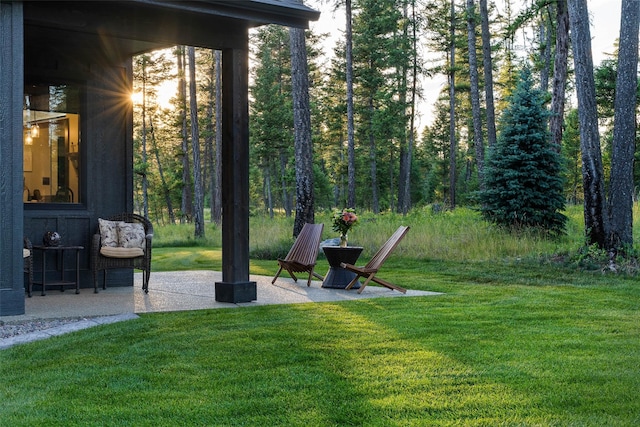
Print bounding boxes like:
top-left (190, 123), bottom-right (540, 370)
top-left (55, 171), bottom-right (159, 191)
top-left (321, 246), bottom-right (363, 289)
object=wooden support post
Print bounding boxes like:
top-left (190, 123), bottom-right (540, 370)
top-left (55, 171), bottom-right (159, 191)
top-left (215, 41), bottom-right (257, 303)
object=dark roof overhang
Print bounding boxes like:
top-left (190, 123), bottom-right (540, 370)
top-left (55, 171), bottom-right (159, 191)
top-left (141, 0), bottom-right (321, 28)
top-left (23, 0), bottom-right (320, 66)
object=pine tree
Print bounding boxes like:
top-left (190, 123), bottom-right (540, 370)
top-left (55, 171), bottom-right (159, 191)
top-left (480, 66), bottom-right (566, 234)
top-left (568, 0), bottom-right (607, 247)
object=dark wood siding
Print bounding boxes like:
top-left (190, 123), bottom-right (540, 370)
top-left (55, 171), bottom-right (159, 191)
top-left (0, 1), bottom-right (26, 315)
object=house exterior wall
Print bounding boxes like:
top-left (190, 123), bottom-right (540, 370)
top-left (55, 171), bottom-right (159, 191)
top-left (23, 62), bottom-right (134, 293)
top-left (0, 1), bottom-right (26, 315)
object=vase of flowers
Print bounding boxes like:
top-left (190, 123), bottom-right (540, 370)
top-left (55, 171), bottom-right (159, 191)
top-left (332, 208), bottom-right (358, 247)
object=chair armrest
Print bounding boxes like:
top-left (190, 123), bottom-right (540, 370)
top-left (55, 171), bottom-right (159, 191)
top-left (340, 263), bottom-right (377, 274)
top-left (92, 233), bottom-right (102, 250)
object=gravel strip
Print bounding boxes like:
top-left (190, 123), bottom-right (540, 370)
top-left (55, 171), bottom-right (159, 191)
top-left (0, 317), bottom-right (95, 339)
top-left (0, 313), bottom-right (139, 350)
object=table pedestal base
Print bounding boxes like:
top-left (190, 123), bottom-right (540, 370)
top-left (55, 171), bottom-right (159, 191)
top-left (321, 246), bottom-right (363, 289)
top-left (322, 268), bottom-right (360, 289)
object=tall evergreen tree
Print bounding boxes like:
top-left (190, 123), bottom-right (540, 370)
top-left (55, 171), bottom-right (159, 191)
top-left (317, 42), bottom-right (349, 206)
top-left (397, 0), bottom-right (419, 215)
top-left (132, 49), bottom-right (175, 223)
top-left (188, 46), bottom-right (205, 238)
top-left (420, 99), bottom-right (456, 203)
top-left (426, 0), bottom-right (485, 204)
top-left (549, 0), bottom-right (569, 151)
top-left (608, 0), bottom-right (640, 252)
top-left (480, 67), bottom-right (566, 233)
top-left (345, 0), bottom-right (356, 209)
top-left (250, 25), bottom-right (294, 216)
top-left (562, 108), bottom-right (582, 204)
top-left (479, 0), bottom-right (497, 149)
top-left (176, 46), bottom-right (193, 223)
top-left (213, 50), bottom-right (223, 225)
top-left (466, 0), bottom-right (485, 191)
top-left (568, 0), bottom-right (608, 248)
top-left (352, 0), bottom-right (407, 212)
top-left (133, 54), bottom-right (152, 219)
top-left (289, 1), bottom-right (316, 236)
top-left (495, 0), bottom-right (518, 113)
top-left (448, 0), bottom-right (457, 208)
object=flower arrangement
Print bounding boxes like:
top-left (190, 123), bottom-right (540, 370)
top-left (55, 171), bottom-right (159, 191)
top-left (332, 208), bottom-right (358, 246)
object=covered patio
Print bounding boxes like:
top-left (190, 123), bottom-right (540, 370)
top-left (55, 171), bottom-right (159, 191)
top-left (0, 1), bottom-right (320, 316)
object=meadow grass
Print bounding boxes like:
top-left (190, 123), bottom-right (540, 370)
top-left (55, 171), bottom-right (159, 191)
top-left (152, 205), bottom-right (590, 272)
top-left (2, 205), bottom-right (640, 425)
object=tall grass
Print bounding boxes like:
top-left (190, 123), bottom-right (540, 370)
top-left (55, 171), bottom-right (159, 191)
top-left (152, 222), bottom-right (222, 248)
top-left (153, 205), bottom-right (591, 263)
top-left (151, 204), bottom-right (640, 269)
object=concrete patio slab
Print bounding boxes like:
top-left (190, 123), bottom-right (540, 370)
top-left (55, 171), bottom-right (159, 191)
top-left (1, 270), bottom-right (442, 349)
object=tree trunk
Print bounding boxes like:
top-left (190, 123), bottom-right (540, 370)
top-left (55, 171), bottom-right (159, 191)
top-left (466, 0), bottom-right (485, 190)
top-left (188, 46), bottom-right (205, 239)
top-left (397, 0), bottom-right (408, 214)
top-left (149, 115), bottom-right (175, 224)
top-left (213, 50), bottom-right (222, 225)
top-left (389, 148), bottom-right (395, 213)
top-left (279, 151), bottom-right (291, 217)
top-left (204, 50), bottom-right (215, 224)
top-left (448, 0), bottom-right (457, 209)
top-left (479, 0), bottom-right (496, 149)
top-left (368, 98), bottom-right (379, 214)
top-left (177, 46), bottom-right (193, 223)
top-left (264, 168), bottom-right (274, 219)
top-left (346, 0), bottom-right (356, 209)
top-left (538, 13), bottom-right (552, 93)
top-left (608, 0), bottom-right (640, 251)
top-left (399, 0), bottom-right (416, 215)
top-left (549, 0), bottom-right (569, 151)
top-left (140, 57), bottom-right (149, 219)
top-left (568, 0), bottom-right (608, 248)
top-left (289, 22), bottom-right (315, 237)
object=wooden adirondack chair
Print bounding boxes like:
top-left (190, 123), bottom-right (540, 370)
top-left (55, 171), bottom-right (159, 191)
top-left (272, 223), bottom-right (325, 287)
top-left (341, 225), bottom-right (410, 294)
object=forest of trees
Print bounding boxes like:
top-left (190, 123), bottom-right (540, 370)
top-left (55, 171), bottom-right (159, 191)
top-left (132, 0), bottom-right (639, 253)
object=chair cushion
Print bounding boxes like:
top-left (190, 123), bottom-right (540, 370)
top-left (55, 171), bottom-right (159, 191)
top-left (100, 246), bottom-right (144, 258)
top-left (23, 248), bottom-right (31, 258)
top-left (117, 222), bottom-right (146, 250)
top-left (98, 218), bottom-right (123, 247)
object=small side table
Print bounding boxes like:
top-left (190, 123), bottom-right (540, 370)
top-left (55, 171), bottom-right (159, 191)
top-left (31, 245), bottom-right (84, 296)
top-left (322, 246), bottom-right (363, 289)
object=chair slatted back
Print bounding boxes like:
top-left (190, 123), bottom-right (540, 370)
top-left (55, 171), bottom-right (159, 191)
top-left (364, 226), bottom-right (410, 271)
top-left (284, 223), bottom-right (324, 267)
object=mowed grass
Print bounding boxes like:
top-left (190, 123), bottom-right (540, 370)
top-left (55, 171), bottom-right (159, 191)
top-left (2, 206), bottom-right (640, 425)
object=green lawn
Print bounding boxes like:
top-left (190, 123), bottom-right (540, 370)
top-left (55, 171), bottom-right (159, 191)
top-left (2, 256), bottom-right (639, 426)
top-left (3, 208), bottom-right (640, 425)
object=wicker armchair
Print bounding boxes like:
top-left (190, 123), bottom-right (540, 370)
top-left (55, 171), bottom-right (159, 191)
top-left (24, 237), bottom-right (34, 297)
top-left (91, 213), bottom-right (153, 293)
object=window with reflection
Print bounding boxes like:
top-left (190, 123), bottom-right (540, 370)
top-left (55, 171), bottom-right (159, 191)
top-left (23, 83), bottom-right (81, 204)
